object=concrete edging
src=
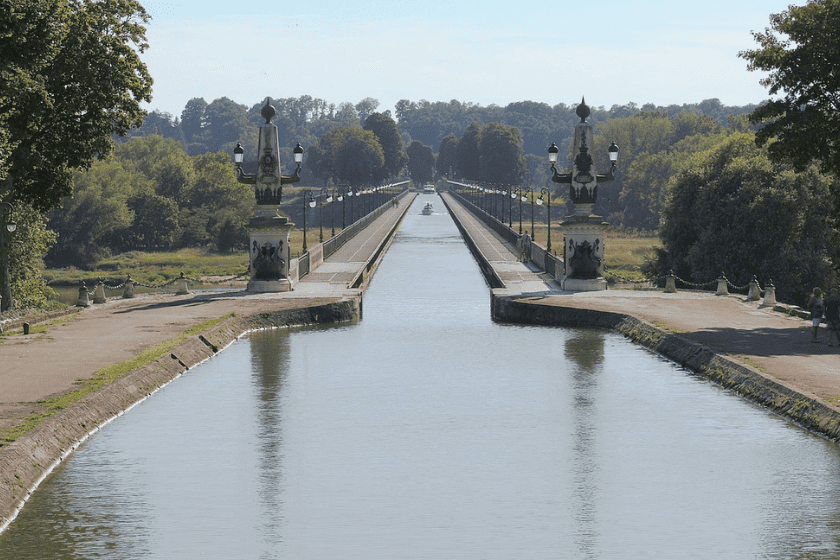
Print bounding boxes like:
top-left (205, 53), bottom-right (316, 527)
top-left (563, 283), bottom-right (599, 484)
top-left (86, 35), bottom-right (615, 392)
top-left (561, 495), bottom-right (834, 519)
top-left (0, 297), bottom-right (360, 534)
top-left (493, 294), bottom-right (840, 443)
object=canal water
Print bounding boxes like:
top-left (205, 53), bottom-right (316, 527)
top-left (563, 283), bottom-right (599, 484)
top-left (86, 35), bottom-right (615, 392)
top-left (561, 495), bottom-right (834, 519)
top-left (3, 195), bottom-right (840, 559)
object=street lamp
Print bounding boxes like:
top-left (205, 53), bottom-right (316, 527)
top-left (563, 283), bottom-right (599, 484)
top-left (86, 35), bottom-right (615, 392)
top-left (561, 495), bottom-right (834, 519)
top-left (302, 190), bottom-right (315, 252)
top-left (548, 97), bottom-right (619, 290)
top-left (548, 98), bottom-right (618, 215)
top-left (524, 188), bottom-right (534, 236)
top-left (232, 101), bottom-right (302, 201)
top-left (318, 191), bottom-right (325, 243)
top-left (231, 98), bottom-right (304, 292)
top-left (340, 187), bottom-right (347, 229)
top-left (328, 190), bottom-right (338, 237)
top-left (0, 201), bottom-right (16, 315)
top-left (512, 188), bottom-right (522, 234)
top-left (536, 188), bottom-right (551, 251)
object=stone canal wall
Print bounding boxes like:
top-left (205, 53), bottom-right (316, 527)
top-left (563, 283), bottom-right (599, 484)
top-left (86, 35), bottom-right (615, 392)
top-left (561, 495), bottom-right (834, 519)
top-left (0, 297), bottom-right (360, 534)
top-left (493, 294), bottom-right (840, 444)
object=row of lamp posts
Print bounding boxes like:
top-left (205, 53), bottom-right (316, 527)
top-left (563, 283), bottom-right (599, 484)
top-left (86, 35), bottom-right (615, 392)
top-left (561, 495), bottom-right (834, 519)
top-left (461, 183), bottom-right (553, 251)
top-left (301, 185), bottom-right (394, 253)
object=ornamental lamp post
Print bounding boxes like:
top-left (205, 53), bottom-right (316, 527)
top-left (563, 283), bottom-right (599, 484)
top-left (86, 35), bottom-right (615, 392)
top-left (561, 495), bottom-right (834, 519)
top-left (340, 187), bottom-right (347, 229)
top-left (328, 190), bottom-right (338, 237)
top-left (536, 188), bottom-right (551, 251)
top-left (0, 201), bottom-right (16, 316)
top-left (302, 190), bottom-right (315, 252)
top-left (547, 97), bottom-right (619, 291)
top-left (317, 191), bottom-right (325, 243)
top-left (232, 98), bottom-right (303, 292)
top-left (525, 188), bottom-right (534, 236)
top-left (508, 187), bottom-right (517, 229)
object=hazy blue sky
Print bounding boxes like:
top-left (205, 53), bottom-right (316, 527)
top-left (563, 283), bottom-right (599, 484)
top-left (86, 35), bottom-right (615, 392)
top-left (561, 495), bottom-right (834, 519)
top-left (139, 0), bottom-right (795, 117)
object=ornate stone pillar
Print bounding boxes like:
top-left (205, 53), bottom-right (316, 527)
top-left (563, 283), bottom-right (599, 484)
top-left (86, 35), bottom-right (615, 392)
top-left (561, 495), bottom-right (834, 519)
top-left (234, 99), bottom-right (302, 293)
top-left (549, 98), bottom-right (618, 292)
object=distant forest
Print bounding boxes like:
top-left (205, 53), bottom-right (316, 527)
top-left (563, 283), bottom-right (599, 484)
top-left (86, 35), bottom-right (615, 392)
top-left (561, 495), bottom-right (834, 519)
top-left (128, 95), bottom-right (757, 160)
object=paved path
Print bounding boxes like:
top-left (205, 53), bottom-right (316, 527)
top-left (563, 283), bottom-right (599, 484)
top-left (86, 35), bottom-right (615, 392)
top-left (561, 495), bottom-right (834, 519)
top-left (442, 192), bottom-right (560, 294)
top-left (441, 191), bottom-right (840, 409)
top-left (295, 194), bottom-right (415, 295)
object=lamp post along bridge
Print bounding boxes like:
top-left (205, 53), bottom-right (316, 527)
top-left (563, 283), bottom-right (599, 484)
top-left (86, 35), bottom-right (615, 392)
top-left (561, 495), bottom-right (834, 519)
top-left (233, 98), bottom-right (304, 293)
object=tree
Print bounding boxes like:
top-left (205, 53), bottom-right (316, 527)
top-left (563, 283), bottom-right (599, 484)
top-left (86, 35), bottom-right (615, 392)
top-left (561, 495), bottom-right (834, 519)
top-left (478, 122), bottom-right (524, 186)
top-left (203, 97), bottom-right (249, 154)
top-left (121, 192), bottom-right (180, 250)
top-left (406, 141), bottom-right (435, 184)
top-left (363, 112), bottom-right (407, 181)
top-left (0, 0), bottom-right (153, 211)
top-left (593, 111), bottom-right (723, 228)
top-left (47, 157), bottom-right (142, 267)
top-left (436, 134), bottom-right (458, 179)
top-left (181, 98), bottom-right (207, 140)
top-left (456, 122), bottom-right (483, 181)
top-left (309, 126), bottom-right (385, 187)
top-left (5, 202), bottom-right (57, 309)
top-left (659, 132), bottom-right (839, 304)
top-left (740, 0), bottom-right (840, 176)
top-left (355, 98), bottom-right (380, 125)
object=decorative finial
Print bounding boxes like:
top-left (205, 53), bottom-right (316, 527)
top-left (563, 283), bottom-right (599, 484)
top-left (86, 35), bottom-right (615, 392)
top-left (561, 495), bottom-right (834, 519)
top-left (261, 98), bottom-right (276, 124)
top-left (576, 96), bottom-right (590, 123)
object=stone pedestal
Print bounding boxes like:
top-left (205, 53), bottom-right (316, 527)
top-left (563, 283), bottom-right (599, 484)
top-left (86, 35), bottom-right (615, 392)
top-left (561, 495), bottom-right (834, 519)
top-left (561, 214), bottom-right (608, 292)
top-left (246, 207), bottom-right (295, 293)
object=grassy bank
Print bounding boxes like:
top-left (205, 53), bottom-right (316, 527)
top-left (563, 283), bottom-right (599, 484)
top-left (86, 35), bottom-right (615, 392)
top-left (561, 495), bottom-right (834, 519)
top-left (44, 248), bottom-right (250, 287)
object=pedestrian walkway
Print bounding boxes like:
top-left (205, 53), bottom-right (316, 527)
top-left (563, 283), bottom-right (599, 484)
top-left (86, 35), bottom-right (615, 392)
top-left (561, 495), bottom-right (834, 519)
top-left (440, 192), bottom-right (560, 295)
top-left (296, 192), bottom-right (416, 295)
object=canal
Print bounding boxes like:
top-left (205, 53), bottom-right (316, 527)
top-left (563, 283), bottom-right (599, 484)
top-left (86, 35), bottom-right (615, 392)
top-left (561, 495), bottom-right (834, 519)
top-left (2, 195), bottom-right (840, 558)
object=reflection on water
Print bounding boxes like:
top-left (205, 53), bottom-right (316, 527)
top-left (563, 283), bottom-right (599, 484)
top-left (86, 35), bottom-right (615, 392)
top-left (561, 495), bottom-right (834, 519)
top-left (565, 330), bottom-right (604, 557)
top-left (3, 195), bottom-right (840, 558)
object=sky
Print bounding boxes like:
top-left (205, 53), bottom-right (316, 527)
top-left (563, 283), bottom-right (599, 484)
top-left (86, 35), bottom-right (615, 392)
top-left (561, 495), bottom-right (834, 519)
top-left (138, 0), bottom-right (795, 118)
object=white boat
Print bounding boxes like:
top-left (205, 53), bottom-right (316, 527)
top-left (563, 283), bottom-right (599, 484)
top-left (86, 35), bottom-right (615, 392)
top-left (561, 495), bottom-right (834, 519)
top-left (422, 202), bottom-right (434, 215)
top-left (422, 184), bottom-right (436, 193)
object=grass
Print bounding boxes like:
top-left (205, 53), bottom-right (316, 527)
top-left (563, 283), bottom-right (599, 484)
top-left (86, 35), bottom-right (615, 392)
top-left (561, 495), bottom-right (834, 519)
top-left (44, 248), bottom-right (250, 287)
top-left (603, 231), bottom-right (661, 283)
top-left (508, 221), bottom-right (660, 283)
top-left (0, 314), bottom-right (235, 447)
top-left (0, 313), bottom-right (80, 340)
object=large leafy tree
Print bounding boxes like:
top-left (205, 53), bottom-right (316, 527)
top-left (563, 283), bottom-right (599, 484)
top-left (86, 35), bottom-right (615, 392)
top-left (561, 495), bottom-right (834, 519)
top-left (308, 126), bottom-right (385, 187)
top-left (47, 157), bottom-right (144, 267)
top-left (1, 0), bottom-right (153, 211)
top-left (659, 132), bottom-right (839, 304)
top-left (203, 97), bottom-right (249, 155)
top-left (740, 0), bottom-right (840, 176)
top-left (478, 122), bottom-right (524, 186)
top-left (456, 122), bottom-right (483, 181)
top-left (436, 134), bottom-right (458, 179)
top-left (363, 112), bottom-right (407, 181)
top-left (406, 141), bottom-right (435, 184)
